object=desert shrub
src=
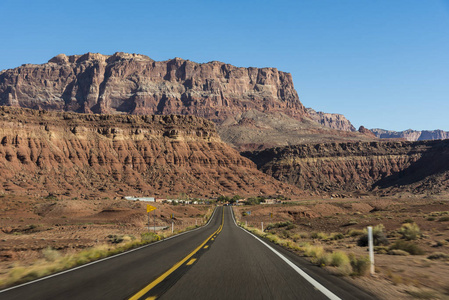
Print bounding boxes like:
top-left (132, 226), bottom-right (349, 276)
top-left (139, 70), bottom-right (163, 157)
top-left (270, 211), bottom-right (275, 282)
top-left (265, 221), bottom-right (294, 230)
top-left (389, 240), bottom-right (425, 255)
top-left (42, 247), bottom-right (60, 262)
top-left (388, 249), bottom-right (410, 256)
top-left (316, 253), bottom-right (331, 267)
top-left (107, 235), bottom-right (124, 244)
top-left (427, 252), bottom-right (449, 260)
top-left (398, 222), bottom-right (421, 240)
top-left (280, 230), bottom-right (292, 239)
top-left (349, 254), bottom-right (370, 276)
top-left (439, 216), bottom-right (449, 222)
top-left (330, 251), bottom-right (349, 267)
top-left (303, 244), bottom-right (325, 258)
top-left (357, 225), bottom-right (389, 246)
top-left (427, 217), bottom-right (436, 221)
top-left (265, 233), bottom-right (277, 243)
top-left (330, 232), bottom-right (345, 240)
top-left (291, 233), bottom-right (302, 242)
top-left (141, 232), bottom-right (161, 243)
top-left (402, 218), bottom-right (414, 224)
top-left (311, 232), bottom-right (328, 240)
top-left (286, 224), bottom-right (295, 230)
top-left (347, 229), bottom-right (364, 237)
top-left (329, 251), bottom-right (352, 275)
top-left (374, 246), bottom-right (389, 254)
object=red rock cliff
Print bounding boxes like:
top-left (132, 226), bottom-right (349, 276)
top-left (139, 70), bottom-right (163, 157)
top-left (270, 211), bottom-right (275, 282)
top-left (0, 52), bottom-right (307, 123)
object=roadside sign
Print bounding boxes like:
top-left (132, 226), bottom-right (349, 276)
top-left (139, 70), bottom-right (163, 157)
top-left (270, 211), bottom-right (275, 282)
top-left (269, 213), bottom-right (273, 218)
top-left (147, 205), bottom-right (156, 213)
top-left (170, 214), bottom-right (174, 219)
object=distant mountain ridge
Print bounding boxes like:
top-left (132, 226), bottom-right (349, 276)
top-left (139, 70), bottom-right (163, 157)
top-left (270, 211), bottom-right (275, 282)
top-left (306, 108), bottom-right (356, 132)
top-left (306, 108), bottom-right (448, 142)
top-left (371, 128), bottom-right (449, 141)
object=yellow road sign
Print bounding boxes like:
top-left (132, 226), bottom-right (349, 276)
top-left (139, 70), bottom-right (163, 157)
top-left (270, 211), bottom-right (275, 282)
top-left (147, 205), bottom-right (156, 213)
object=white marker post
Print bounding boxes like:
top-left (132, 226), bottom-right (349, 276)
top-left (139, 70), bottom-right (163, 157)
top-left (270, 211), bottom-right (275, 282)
top-left (261, 222), bottom-right (264, 232)
top-left (367, 226), bottom-right (375, 275)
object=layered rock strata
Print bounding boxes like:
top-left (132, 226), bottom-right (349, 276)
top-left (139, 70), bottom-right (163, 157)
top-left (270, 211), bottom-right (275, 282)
top-left (242, 140), bottom-right (449, 195)
top-left (0, 107), bottom-right (298, 198)
top-left (0, 52), bottom-right (307, 122)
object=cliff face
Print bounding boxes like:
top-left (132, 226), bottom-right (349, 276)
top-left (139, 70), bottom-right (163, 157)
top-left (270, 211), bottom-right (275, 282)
top-left (371, 128), bottom-right (449, 142)
top-left (0, 52), bottom-right (307, 123)
top-left (306, 108), bottom-right (356, 132)
top-left (0, 107), bottom-right (298, 198)
top-left (242, 140), bottom-right (449, 195)
top-left (0, 53), bottom-right (381, 150)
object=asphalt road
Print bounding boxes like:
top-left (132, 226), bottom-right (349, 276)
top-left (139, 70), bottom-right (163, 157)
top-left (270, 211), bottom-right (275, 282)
top-left (0, 206), bottom-right (377, 300)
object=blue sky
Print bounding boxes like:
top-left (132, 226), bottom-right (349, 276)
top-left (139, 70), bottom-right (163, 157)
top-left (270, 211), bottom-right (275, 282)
top-left (1, 0), bottom-right (448, 131)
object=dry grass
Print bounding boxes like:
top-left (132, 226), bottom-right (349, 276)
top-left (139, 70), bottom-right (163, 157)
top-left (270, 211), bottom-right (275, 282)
top-left (241, 223), bottom-right (370, 278)
top-left (398, 222), bottom-right (421, 240)
top-left (0, 220), bottom-right (207, 288)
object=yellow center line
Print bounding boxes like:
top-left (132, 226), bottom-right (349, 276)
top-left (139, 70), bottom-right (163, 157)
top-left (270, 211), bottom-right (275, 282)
top-left (186, 258), bottom-right (197, 266)
top-left (204, 245), bottom-right (209, 249)
top-left (129, 207), bottom-right (225, 300)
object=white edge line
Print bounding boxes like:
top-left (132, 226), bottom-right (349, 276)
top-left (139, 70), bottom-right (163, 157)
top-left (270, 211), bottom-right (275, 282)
top-left (0, 206), bottom-right (219, 294)
top-left (229, 207), bottom-right (341, 300)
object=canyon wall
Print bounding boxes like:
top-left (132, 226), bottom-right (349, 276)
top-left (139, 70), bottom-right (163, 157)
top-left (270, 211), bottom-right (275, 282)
top-left (0, 107), bottom-right (298, 198)
top-left (242, 140), bottom-right (449, 195)
top-left (0, 52), bottom-right (306, 122)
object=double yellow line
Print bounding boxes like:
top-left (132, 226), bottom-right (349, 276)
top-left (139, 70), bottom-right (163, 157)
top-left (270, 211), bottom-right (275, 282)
top-left (129, 207), bottom-right (225, 300)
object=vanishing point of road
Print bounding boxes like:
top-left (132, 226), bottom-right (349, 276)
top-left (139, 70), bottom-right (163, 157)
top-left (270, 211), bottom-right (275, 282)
top-left (0, 206), bottom-right (376, 300)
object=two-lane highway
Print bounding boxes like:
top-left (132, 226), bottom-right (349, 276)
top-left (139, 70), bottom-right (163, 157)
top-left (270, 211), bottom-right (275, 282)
top-left (1, 206), bottom-right (376, 299)
top-left (153, 207), bottom-right (376, 300)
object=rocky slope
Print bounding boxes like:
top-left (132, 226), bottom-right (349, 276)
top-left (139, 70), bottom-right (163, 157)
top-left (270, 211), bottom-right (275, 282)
top-left (218, 110), bottom-right (376, 151)
top-left (0, 53), bottom-right (377, 150)
top-left (0, 107), bottom-right (299, 198)
top-left (242, 140), bottom-right (449, 195)
top-left (306, 108), bottom-right (356, 132)
top-left (371, 128), bottom-right (449, 141)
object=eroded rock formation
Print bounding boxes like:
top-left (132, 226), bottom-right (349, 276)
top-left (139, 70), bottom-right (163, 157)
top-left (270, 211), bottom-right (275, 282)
top-left (0, 107), bottom-right (299, 198)
top-left (242, 140), bottom-right (449, 195)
